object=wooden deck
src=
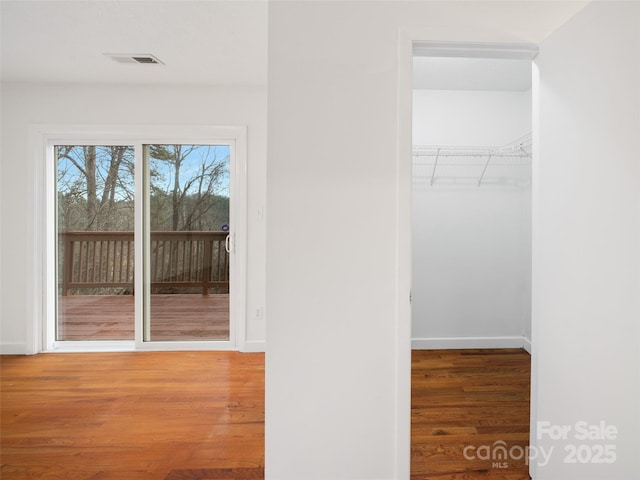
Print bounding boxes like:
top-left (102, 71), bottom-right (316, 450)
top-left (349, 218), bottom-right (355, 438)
top-left (57, 294), bottom-right (229, 341)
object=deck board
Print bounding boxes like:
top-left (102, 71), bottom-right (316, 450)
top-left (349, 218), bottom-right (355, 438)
top-left (57, 294), bottom-right (229, 341)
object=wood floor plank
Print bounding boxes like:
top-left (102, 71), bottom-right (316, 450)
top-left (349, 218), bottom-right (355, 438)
top-left (164, 466), bottom-right (264, 480)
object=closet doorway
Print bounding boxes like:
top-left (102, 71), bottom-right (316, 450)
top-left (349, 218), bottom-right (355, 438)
top-left (410, 44), bottom-right (534, 478)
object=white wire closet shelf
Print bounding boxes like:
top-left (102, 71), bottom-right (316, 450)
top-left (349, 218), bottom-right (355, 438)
top-left (413, 133), bottom-right (532, 187)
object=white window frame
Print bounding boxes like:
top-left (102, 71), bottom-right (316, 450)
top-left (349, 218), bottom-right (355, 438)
top-left (31, 125), bottom-right (247, 353)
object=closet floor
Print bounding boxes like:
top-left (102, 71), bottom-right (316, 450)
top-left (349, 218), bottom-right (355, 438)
top-left (412, 348), bottom-right (531, 480)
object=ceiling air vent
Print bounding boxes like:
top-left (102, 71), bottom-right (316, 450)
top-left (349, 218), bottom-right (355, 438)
top-left (105, 54), bottom-right (164, 65)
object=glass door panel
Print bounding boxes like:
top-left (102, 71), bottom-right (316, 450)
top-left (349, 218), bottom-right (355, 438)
top-left (56, 145), bottom-right (135, 340)
top-left (145, 144), bottom-right (230, 341)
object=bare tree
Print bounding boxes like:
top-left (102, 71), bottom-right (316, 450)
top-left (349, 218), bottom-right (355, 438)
top-left (149, 145), bottom-right (229, 231)
top-left (56, 145), bottom-right (135, 231)
top-left (56, 144), bottom-right (228, 233)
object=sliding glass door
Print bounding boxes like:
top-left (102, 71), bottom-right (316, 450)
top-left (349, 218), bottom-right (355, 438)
top-left (56, 145), bottom-right (136, 341)
top-left (146, 144), bottom-right (230, 341)
top-left (53, 137), bottom-right (237, 348)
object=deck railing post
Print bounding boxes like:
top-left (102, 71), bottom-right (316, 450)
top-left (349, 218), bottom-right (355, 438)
top-left (62, 237), bottom-right (74, 296)
top-left (202, 237), bottom-right (212, 296)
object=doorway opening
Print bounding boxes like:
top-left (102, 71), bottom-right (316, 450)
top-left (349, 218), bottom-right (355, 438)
top-left (410, 43), bottom-right (536, 478)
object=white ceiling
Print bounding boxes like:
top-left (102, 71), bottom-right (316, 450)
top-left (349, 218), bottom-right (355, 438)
top-left (1, 1), bottom-right (587, 88)
top-left (413, 57), bottom-right (532, 92)
top-left (0, 0), bottom-right (268, 86)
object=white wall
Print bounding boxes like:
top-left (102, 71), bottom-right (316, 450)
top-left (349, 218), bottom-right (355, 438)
top-left (0, 84), bottom-right (3, 350)
top-left (413, 89), bottom-right (531, 146)
top-left (533, 3), bottom-right (640, 479)
top-left (0, 82), bottom-right (267, 353)
top-left (412, 89), bottom-right (532, 349)
top-left (267, 7), bottom-right (397, 479)
top-left (265, 2), bottom-right (585, 479)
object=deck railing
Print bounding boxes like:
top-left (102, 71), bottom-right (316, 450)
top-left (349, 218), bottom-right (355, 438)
top-left (59, 231), bottom-right (229, 296)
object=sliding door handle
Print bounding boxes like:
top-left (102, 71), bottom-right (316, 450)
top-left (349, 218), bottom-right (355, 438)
top-left (225, 233), bottom-right (232, 254)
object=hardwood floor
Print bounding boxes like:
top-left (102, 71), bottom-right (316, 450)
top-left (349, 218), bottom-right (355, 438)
top-left (57, 294), bottom-right (229, 341)
top-left (412, 349), bottom-right (532, 480)
top-left (1, 349), bottom-right (530, 480)
top-left (0, 351), bottom-right (263, 480)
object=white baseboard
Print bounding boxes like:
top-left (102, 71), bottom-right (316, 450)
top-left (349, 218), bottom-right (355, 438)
top-left (522, 336), bottom-right (532, 354)
top-left (412, 336), bottom-right (526, 350)
top-left (1, 340), bottom-right (265, 354)
top-left (0, 342), bottom-right (28, 355)
top-left (241, 340), bottom-right (265, 353)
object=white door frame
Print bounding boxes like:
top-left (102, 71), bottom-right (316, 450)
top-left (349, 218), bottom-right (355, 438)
top-left (31, 124), bottom-right (247, 353)
top-left (395, 30), bottom-right (540, 479)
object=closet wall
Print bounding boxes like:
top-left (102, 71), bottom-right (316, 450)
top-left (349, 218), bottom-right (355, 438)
top-left (412, 87), bottom-right (532, 350)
